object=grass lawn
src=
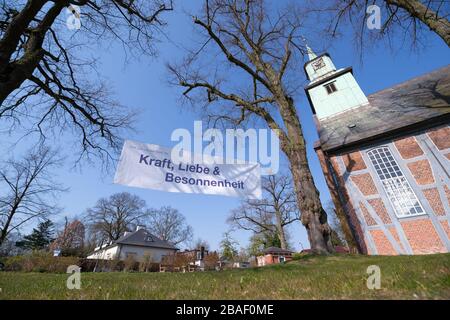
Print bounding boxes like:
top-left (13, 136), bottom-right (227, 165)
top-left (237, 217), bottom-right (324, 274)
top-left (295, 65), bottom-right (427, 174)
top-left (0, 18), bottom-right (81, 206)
top-left (1, 254), bottom-right (449, 300)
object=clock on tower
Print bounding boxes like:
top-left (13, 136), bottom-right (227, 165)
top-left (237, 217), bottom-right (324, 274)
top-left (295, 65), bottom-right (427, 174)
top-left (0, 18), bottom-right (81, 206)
top-left (312, 57), bottom-right (325, 71)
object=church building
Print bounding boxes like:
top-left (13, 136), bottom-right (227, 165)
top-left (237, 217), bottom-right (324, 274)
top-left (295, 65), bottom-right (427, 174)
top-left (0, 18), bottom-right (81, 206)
top-left (305, 48), bottom-right (450, 255)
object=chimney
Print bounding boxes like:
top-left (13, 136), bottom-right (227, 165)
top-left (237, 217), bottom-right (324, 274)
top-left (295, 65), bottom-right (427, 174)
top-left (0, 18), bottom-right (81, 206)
top-left (136, 225), bottom-right (145, 231)
top-left (200, 246), bottom-right (205, 260)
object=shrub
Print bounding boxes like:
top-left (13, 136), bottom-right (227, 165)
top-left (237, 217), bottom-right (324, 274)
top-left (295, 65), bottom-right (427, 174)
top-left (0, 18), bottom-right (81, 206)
top-left (3, 251), bottom-right (79, 272)
top-left (123, 255), bottom-right (137, 272)
top-left (78, 258), bottom-right (97, 272)
top-left (107, 258), bottom-right (122, 271)
top-left (291, 253), bottom-right (303, 261)
top-left (139, 253), bottom-right (153, 272)
top-left (204, 252), bottom-right (219, 270)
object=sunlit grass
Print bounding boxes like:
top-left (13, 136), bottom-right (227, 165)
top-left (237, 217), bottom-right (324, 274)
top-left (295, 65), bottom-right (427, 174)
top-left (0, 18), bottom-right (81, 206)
top-left (1, 253), bottom-right (449, 299)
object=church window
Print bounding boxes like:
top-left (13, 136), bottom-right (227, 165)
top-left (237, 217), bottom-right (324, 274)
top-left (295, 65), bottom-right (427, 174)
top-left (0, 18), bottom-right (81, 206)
top-left (324, 82), bottom-right (337, 94)
top-left (367, 147), bottom-right (424, 218)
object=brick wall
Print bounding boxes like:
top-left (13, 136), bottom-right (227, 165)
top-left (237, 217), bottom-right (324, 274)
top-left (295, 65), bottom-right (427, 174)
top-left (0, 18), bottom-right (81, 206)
top-left (400, 219), bottom-right (446, 254)
top-left (350, 173), bottom-right (378, 196)
top-left (407, 160), bottom-right (434, 185)
top-left (394, 136), bottom-right (423, 159)
top-left (440, 221), bottom-right (450, 240)
top-left (343, 151), bottom-right (367, 172)
top-left (316, 125), bottom-right (450, 256)
top-left (423, 188), bottom-right (446, 216)
top-left (367, 198), bottom-right (391, 224)
top-left (427, 126), bottom-right (450, 150)
top-left (315, 148), bottom-right (368, 254)
top-left (369, 230), bottom-right (396, 255)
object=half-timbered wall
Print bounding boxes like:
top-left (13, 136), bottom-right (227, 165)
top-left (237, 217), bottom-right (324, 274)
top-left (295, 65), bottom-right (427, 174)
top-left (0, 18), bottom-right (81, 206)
top-left (321, 124), bottom-right (450, 255)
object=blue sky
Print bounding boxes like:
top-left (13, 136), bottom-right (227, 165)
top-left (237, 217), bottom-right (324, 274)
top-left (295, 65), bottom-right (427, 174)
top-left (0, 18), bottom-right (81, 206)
top-left (2, 1), bottom-right (449, 251)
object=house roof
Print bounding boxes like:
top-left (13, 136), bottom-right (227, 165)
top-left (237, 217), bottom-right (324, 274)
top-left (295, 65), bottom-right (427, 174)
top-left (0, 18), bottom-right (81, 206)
top-left (115, 228), bottom-right (178, 250)
top-left (263, 247), bottom-right (293, 254)
top-left (316, 65), bottom-right (450, 152)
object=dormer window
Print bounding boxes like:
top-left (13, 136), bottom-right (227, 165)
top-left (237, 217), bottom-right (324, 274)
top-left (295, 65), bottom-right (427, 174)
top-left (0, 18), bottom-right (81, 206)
top-left (324, 82), bottom-right (337, 94)
top-left (145, 235), bottom-right (154, 242)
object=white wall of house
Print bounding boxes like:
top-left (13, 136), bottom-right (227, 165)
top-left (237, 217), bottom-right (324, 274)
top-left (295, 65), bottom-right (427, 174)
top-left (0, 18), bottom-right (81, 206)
top-left (118, 245), bottom-right (176, 263)
top-left (87, 244), bottom-right (176, 263)
top-left (87, 245), bottom-right (119, 261)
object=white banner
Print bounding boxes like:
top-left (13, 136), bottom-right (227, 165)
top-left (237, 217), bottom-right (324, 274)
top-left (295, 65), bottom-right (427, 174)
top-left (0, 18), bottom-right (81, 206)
top-left (114, 140), bottom-right (262, 199)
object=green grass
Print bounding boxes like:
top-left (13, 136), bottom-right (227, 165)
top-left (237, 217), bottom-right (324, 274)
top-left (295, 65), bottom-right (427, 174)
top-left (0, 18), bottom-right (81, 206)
top-left (1, 254), bottom-right (449, 299)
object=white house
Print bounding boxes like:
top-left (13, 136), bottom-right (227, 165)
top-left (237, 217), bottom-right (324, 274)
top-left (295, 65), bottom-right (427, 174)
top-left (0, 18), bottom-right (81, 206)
top-left (87, 226), bottom-right (178, 263)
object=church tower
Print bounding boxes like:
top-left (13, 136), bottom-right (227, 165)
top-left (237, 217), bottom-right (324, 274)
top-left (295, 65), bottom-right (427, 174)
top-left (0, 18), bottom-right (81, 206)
top-left (304, 46), bottom-right (369, 120)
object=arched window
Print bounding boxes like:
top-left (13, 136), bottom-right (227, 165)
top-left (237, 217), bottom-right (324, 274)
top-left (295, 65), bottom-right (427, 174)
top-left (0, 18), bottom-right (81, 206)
top-left (367, 146), bottom-right (424, 218)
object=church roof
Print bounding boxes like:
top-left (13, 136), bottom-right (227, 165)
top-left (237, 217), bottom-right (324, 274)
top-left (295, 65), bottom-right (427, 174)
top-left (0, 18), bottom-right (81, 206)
top-left (316, 64), bottom-right (450, 152)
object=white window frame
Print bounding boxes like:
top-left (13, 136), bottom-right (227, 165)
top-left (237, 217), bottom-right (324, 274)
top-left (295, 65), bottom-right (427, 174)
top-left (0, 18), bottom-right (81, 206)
top-left (367, 146), bottom-right (425, 218)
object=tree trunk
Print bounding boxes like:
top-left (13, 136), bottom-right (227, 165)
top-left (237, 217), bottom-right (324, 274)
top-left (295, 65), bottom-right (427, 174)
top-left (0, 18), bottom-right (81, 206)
top-left (0, 212), bottom-right (14, 247)
top-left (0, 199), bottom-right (20, 247)
top-left (386, 0), bottom-right (450, 47)
top-left (0, 229), bottom-right (7, 247)
top-left (276, 95), bottom-right (334, 254)
top-left (0, 0), bottom-right (65, 105)
top-left (288, 148), bottom-right (334, 254)
top-left (0, 0), bottom-right (46, 72)
top-left (0, 53), bottom-right (42, 105)
top-left (273, 208), bottom-right (288, 250)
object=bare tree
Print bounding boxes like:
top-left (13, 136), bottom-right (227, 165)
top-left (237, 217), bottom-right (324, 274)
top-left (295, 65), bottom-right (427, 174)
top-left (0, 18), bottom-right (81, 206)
top-left (50, 217), bottom-right (85, 256)
top-left (144, 206), bottom-right (193, 246)
top-left (169, 0), bottom-right (334, 253)
top-left (0, 231), bottom-right (24, 256)
top-left (85, 192), bottom-right (146, 242)
top-left (228, 174), bottom-right (298, 250)
top-left (0, 145), bottom-right (65, 246)
top-left (193, 237), bottom-right (210, 250)
top-left (314, 0), bottom-right (450, 49)
top-left (0, 0), bottom-right (173, 162)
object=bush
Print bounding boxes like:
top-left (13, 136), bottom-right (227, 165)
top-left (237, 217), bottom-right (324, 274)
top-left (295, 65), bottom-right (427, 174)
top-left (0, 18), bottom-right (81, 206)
top-left (88, 258), bottom-right (122, 272)
top-left (123, 255), bottom-right (138, 272)
top-left (204, 252), bottom-right (219, 270)
top-left (3, 251), bottom-right (80, 272)
top-left (291, 253), bottom-right (304, 261)
top-left (139, 253), bottom-right (153, 272)
top-left (3, 253), bottom-right (159, 273)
